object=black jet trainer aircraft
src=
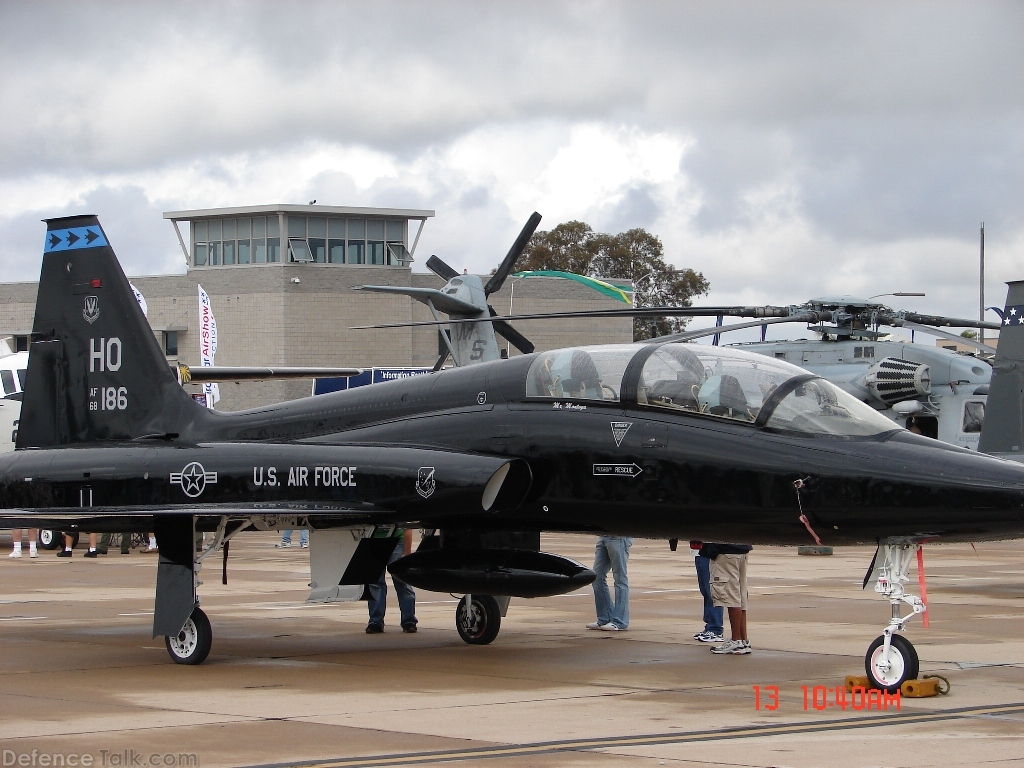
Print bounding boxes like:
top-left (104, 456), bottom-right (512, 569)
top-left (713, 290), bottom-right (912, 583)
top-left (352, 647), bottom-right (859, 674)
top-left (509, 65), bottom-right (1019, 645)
top-left (3, 214), bottom-right (1024, 695)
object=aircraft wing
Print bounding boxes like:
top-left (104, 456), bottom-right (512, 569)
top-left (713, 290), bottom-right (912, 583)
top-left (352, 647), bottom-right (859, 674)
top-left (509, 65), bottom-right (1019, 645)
top-left (353, 285), bottom-right (483, 316)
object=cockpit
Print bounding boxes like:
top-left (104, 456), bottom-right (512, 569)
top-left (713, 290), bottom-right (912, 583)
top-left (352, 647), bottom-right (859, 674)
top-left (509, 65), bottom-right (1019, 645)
top-left (526, 342), bottom-right (900, 438)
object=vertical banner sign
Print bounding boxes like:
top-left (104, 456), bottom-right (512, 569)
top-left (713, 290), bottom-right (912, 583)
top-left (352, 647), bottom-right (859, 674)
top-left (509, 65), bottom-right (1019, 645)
top-left (129, 283), bottom-right (148, 317)
top-left (197, 284), bottom-right (220, 408)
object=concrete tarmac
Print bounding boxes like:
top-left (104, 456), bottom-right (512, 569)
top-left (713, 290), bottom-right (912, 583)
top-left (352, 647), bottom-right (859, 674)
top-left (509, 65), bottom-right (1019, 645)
top-left (1, 533), bottom-right (1022, 768)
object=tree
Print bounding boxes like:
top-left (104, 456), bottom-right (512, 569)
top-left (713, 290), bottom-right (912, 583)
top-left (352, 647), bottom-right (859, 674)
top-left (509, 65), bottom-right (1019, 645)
top-left (519, 221), bottom-right (709, 340)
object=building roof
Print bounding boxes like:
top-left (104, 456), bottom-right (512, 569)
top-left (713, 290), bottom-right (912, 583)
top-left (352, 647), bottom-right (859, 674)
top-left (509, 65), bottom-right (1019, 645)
top-left (163, 204), bottom-right (435, 221)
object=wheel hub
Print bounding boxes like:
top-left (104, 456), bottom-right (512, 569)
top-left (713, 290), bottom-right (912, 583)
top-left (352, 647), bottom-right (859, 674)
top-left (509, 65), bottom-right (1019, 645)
top-left (168, 618), bottom-right (198, 658)
top-left (870, 644), bottom-right (905, 686)
top-left (460, 603), bottom-right (484, 637)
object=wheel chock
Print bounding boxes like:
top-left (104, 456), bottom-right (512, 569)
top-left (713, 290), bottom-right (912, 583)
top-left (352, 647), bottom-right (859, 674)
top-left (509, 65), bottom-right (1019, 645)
top-left (798, 546), bottom-right (834, 555)
top-left (901, 675), bottom-right (950, 697)
top-left (845, 675), bottom-right (871, 691)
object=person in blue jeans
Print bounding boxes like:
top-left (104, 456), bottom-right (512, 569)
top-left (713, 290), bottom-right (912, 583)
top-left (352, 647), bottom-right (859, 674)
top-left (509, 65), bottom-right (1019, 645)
top-left (691, 541), bottom-right (724, 642)
top-left (276, 529), bottom-right (308, 548)
top-left (366, 533), bottom-right (417, 634)
top-left (586, 535), bottom-right (632, 631)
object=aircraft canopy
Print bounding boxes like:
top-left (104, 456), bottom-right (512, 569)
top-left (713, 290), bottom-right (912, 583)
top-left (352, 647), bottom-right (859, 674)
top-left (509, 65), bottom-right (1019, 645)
top-left (526, 342), bottom-right (900, 437)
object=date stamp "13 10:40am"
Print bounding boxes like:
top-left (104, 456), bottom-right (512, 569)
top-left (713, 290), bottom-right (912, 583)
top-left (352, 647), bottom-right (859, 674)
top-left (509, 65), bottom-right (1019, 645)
top-left (753, 685), bottom-right (901, 712)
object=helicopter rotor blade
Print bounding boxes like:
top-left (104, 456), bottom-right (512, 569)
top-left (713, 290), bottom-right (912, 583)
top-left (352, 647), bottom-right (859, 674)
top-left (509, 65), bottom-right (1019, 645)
top-left (425, 255), bottom-right (460, 282)
top-left (899, 320), bottom-right (997, 354)
top-left (493, 320), bottom-right (535, 354)
top-left (432, 351), bottom-right (451, 371)
top-left (488, 305), bottom-right (535, 354)
top-left (896, 312), bottom-right (1002, 331)
top-left (483, 212), bottom-right (543, 297)
top-left (650, 314), bottom-right (821, 344)
top-left (350, 306), bottom-right (794, 331)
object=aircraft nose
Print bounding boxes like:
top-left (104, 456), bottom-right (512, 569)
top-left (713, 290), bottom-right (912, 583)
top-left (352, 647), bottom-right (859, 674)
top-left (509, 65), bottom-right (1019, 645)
top-left (881, 432), bottom-right (1024, 512)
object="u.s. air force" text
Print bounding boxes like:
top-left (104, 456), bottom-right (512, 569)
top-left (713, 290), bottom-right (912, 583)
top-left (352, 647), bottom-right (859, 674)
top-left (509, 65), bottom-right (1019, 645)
top-left (252, 466), bottom-right (356, 487)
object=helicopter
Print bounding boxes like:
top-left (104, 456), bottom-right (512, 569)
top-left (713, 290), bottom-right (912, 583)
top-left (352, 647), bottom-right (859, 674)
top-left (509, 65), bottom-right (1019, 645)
top-left (379, 286), bottom-right (1001, 451)
top-left (684, 296), bottom-right (998, 451)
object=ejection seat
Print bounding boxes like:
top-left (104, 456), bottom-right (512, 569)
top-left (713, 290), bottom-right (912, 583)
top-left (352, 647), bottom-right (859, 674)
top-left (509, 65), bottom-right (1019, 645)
top-left (561, 350), bottom-right (609, 400)
top-left (642, 346), bottom-right (705, 410)
top-left (697, 374), bottom-right (752, 420)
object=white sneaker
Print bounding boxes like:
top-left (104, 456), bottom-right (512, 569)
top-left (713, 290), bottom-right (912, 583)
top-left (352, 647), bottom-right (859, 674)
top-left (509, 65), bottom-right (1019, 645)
top-left (598, 623), bottom-right (626, 631)
top-left (695, 631), bottom-right (724, 643)
top-left (300, 542), bottom-right (309, 549)
top-left (711, 639), bottom-right (750, 654)
top-left (8, 549), bottom-right (21, 558)
top-left (586, 622), bottom-right (607, 630)
top-left (275, 542), bottom-right (292, 548)
top-left (29, 549), bottom-right (38, 558)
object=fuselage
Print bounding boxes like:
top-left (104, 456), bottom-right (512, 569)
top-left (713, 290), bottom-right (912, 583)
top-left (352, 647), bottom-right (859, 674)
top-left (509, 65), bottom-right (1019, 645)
top-left (3, 341), bottom-right (1024, 546)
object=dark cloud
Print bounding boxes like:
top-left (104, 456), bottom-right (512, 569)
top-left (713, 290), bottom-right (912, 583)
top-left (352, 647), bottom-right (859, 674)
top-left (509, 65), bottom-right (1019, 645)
top-left (0, 0), bottom-right (1021, 322)
top-left (599, 184), bottom-right (662, 234)
top-left (2, 2), bottom-right (1019, 174)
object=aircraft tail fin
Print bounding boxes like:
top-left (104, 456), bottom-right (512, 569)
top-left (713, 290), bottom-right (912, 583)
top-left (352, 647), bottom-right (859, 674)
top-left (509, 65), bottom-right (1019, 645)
top-left (17, 215), bottom-right (206, 448)
top-left (978, 280), bottom-right (1024, 460)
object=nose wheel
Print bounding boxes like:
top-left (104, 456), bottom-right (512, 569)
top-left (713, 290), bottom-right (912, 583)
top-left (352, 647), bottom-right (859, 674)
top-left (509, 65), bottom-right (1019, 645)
top-left (456, 594), bottom-right (501, 645)
top-left (866, 633), bottom-right (919, 693)
top-left (165, 607), bottom-right (212, 665)
top-left (864, 539), bottom-right (927, 691)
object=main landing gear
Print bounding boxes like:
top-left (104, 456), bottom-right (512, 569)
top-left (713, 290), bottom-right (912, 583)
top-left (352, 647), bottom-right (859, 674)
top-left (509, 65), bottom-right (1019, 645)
top-left (156, 514), bottom-right (246, 666)
top-left (865, 539), bottom-right (926, 692)
top-left (456, 594), bottom-right (502, 645)
top-left (165, 607), bottom-right (212, 665)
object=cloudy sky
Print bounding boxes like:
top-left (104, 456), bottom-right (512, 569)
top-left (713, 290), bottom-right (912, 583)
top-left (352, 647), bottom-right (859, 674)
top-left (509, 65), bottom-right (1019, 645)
top-left (1, 1), bottom-right (1021, 339)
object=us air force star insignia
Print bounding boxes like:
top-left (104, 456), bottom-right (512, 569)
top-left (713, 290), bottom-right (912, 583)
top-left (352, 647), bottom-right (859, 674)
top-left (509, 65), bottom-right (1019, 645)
top-left (170, 462), bottom-right (218, 498)
top-left (416, 466), bottom-right (436, 498)
top-left (83, 295), bottom-right (100, 324)
top-left (610, 421), bottom-right (632, 447)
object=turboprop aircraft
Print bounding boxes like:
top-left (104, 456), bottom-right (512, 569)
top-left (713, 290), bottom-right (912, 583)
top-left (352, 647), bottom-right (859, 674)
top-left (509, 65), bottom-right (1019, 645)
top-left (4, 215), bottom-right (1024, 697)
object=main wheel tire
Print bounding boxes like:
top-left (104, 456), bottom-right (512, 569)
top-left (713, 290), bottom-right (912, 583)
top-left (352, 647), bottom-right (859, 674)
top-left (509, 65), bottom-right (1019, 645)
top-left (456, 595), bottom-right (501, 645)
top-left (865, 634), bottom-right (918, 693)
top-left (165, 607), bottom-right (212, 665)
top-left (38, 530), bottom-right (61, 550)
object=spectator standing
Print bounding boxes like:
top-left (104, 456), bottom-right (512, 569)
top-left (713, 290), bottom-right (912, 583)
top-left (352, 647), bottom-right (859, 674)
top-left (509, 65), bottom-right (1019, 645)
top-left (98, 532), bottom-right (132, 555)
top-left (366, 529), bottom-right (417, 633)
top-left (276, 529), bottom-right (309, 548)
top-left (9, 529), bottom-right (38, 558)
top-left (690, 541), bottom-right (723, 642)
top-left (706, 543), bottom-right (753, 654)
top-left (57, 532), bottom-right (100, 558)
top-left (586, 535), bottom-right (632, 631)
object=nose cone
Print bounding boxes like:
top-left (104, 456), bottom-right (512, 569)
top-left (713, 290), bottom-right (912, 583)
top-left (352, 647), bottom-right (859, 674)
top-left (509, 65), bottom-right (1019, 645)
top-left (886, 431), bottom-right (1024, 490)
top-left (806, 432), bottom-right (1024, 543)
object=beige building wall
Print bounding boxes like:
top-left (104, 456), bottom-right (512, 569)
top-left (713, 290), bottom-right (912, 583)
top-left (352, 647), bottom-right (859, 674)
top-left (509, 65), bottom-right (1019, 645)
top-left (2, 265), bottom-right (633, 411)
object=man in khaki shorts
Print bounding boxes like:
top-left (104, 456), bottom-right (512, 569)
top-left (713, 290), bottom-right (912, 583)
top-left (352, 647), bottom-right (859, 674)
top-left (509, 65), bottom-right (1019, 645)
top-left (706, 543), bottom-right (753, 655)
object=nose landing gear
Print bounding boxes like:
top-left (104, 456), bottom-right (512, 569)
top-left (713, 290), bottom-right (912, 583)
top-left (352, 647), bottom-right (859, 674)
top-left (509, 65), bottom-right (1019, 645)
top-left (865, 539), bottom-right (926, 692)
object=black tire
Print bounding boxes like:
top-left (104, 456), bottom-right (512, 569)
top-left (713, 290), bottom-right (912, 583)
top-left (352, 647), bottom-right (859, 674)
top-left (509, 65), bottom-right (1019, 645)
top-left (164, 607), bottom-right (212, 665)
top-left (38, 530), bottom-right (61, 550)
top-left (865, 634), bottom-right (919, 693)
top-left (456, 595), bottom-right (501, 645)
